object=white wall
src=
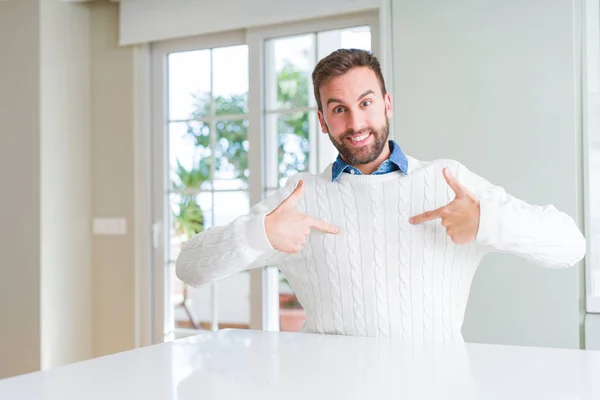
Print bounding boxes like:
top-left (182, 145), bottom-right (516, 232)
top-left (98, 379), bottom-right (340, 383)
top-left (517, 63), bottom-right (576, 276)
top-left (118, 0), bottom-right (379, 45)
top-left (1, 0), bottom-right (106, 379)
top-left (586, 314), bottom-right (600, 349)
top-left (0, 0), bottom-right (42, 379)
top-left (40, 0), bottom-right (93, 370)
top-left (90, 0), bottom-right (137, 358)
top-left (389, 0), bottom-right (584, 348)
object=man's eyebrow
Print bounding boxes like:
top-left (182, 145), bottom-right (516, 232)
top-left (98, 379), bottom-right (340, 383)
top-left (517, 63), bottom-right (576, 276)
top-left (326, 97), bottom-right (344, 106)
top-left (357, 89), bottom-right (375, 100)
top-left (326, 90), bottom-right (375, 106)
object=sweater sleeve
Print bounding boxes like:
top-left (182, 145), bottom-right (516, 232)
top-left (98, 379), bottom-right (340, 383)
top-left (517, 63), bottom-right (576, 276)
top-left (175, 176), bottom-right (301, 288)
top-left (451, 161), bottom-right (586, 269)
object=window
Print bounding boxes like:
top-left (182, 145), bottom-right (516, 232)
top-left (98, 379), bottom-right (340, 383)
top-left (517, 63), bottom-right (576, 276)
top-left (152, 32), bottom-right (253, 340)
top-left (167, 45), bottom-right (251, 335)
top-left (584, 0), bottom-right (600, 313)
top-left (151, 13), bottom-right (380, 341)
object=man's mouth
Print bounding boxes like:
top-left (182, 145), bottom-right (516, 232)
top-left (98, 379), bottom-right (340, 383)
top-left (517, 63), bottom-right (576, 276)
top-left (347, 132), bottom-right (372, 146)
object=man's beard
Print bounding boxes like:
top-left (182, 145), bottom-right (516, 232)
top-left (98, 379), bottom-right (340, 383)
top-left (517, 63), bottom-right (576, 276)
top-left (327, 119), bottom-right (390, 165)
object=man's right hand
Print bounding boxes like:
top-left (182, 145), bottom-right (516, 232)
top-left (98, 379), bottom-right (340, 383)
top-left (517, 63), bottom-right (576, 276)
top-left (265, 180), bottom-right (339, 254)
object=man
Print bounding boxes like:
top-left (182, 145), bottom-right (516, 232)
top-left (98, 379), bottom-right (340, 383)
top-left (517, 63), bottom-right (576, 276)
top-left (176, 49), bottom-right (586, 342)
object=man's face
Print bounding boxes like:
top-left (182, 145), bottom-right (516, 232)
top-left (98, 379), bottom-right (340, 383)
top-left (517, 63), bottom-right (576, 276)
top-left (317, 67), bottom-right (393, 166)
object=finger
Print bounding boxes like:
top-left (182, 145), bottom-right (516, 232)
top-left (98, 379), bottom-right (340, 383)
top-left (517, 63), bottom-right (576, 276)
top-left (410, 206), bottom-right (446, 224)
top-left (307, 217), bottom-right (339, 234)
top-left (443, 168), bottom-right (466, 198)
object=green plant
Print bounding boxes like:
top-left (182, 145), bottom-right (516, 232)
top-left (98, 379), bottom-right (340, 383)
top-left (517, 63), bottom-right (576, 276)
top-left (173, 59), bottom-right (311, 240)
top-left (276, 61), bottom-right (310, 178)
top-left (172, 159), bottom-right (209, 239)
top-left (188, 92), bottom-right (250, 184)
top-left (279, 275), bottom-right (302, 309)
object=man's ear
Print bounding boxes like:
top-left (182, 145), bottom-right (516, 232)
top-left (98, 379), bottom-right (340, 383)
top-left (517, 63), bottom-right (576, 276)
top-left (384, 92), bottom-right (393, 118)
top-left (317, 110), bottom-right (328, 134)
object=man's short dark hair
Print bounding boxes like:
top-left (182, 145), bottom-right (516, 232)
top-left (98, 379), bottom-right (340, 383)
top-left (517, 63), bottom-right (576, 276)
top-left (311, 48), bottom-right (387, 112)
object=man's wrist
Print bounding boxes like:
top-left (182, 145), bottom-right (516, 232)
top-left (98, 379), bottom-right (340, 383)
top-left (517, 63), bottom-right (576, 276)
top-left (246, 212), bottom-right (274, 253)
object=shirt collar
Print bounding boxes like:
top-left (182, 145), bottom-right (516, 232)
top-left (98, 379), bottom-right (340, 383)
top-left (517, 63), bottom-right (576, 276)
top-left (331, 140), bottom-right (409, 181)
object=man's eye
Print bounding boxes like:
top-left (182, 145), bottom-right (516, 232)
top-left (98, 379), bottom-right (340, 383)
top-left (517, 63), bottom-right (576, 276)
top-left (362, 100), bottom-right (372, 107)
top-left (334, 106), bottom-right (345, 114)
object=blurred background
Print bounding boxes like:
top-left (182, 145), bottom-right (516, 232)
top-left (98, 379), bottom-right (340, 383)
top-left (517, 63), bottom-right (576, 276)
top-left (0, 0), bottom-right (599, 380)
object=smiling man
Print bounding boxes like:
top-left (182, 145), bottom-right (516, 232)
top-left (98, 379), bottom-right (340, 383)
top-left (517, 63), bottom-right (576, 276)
top-left (176, 49), bottom-right (586, 342)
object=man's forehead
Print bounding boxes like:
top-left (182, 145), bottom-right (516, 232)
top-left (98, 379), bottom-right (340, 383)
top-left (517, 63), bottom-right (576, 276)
top-left (322, 82), bottom-right (381, 101)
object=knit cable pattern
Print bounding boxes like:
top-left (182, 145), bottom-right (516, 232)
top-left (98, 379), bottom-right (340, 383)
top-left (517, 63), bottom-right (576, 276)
top-left (442, 161), bottom-right (459, 340)
top-left (177, 229), bottom-right (243, 273)
top-left (315, 180), bottom-right (344, 335)
top-left (369, 182), bottom-right (389, 337)
top-left (297, 194), bottom-right (324, 333)
top-left (422, 168), bottom-right (433, 339)
top-left (338, 181), bottom-right (367, 336)
top-left (179, 225), bottom-right (241, 254)
top-left (398, 175), bottom-right (412, 339)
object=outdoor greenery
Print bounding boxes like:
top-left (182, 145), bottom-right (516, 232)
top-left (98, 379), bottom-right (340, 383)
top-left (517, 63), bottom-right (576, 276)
top-left (172, 60), bottom-right (311, 240)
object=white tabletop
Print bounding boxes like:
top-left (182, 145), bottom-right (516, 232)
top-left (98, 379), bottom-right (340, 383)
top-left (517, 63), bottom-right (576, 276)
top-left (1, 329), bottom-right (599, 399)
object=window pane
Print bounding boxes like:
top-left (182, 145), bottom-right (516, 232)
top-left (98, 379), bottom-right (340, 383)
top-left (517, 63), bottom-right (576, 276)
top-left (213, 191), bottom-right (249, 226)
top-left (585, 1), bottom-right (600, 304)
top-left (215, 119), bottom-right (249, 189)
top-left (263, 188), bottom-right (279, 200)
top-left (277, 112), bottom-right (310, 187)
top-left (169, 121), bottom-right (212, 190)
top-left (213, 45), bottom-right (249, 116)
top-left (173, 264), bottom-right (251, 330)
top-left (317, 25), bottom-right (371, 60)
top-left (267, 34), bottom-right (315, 110)
top-left (169, 192), bottom-right (213, 257)
top-left (591, 145), bottom-right (600, 297)
top-left (168, 50), bottom-right (211, 120)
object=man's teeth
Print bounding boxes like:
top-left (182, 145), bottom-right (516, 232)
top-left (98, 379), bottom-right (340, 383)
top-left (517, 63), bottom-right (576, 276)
top-left (351, 133), bottom-right (369, 142)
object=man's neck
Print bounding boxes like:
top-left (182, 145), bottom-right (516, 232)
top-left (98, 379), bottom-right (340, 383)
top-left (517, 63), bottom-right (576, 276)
top-left (345, 143), bottom-right (392, 175)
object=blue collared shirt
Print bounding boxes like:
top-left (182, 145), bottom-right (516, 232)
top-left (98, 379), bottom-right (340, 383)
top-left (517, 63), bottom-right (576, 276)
top-left (331, 140), bottom-right (409, 181)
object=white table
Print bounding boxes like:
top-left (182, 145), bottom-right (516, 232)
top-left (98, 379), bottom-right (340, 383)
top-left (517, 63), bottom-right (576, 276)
top-left (1, 329), bottom-right (599, 399)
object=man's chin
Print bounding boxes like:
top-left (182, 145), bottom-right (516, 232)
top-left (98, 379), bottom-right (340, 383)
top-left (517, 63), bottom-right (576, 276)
top-left (345, 155), bottom-right (379, 166)
top-left (344, 148), bottom-right (378, 165)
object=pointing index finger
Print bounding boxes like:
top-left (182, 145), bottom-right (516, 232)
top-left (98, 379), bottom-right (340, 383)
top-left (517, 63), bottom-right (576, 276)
top-left (409, 206), bottom-right (445, 224)
top-left (307, 216), bottom-right (339, 234)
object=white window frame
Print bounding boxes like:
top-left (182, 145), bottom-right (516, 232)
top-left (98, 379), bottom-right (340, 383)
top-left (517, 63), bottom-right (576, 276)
top-left (583, 0), bottom-right (600, 313)
top-left (150, 29), bottom-right (251, 341)
top-left (141, 11), bottom-right (383, 343)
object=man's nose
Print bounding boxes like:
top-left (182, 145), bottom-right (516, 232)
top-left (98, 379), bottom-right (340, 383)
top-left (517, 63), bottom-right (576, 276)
top-left (347, 110), bottom-right (367, 133)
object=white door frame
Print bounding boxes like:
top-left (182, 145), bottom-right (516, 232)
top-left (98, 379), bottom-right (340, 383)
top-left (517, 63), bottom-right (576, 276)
top-left (133, 43), bottom-right (153, 348)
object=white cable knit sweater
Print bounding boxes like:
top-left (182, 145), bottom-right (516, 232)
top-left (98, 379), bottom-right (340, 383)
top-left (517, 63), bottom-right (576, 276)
top-left (176, 156), bottom-right (586, 342)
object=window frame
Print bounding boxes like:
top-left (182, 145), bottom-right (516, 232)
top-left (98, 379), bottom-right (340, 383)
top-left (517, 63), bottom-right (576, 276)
top-left (151, 30), bottom-right (250, 341)
top-left (583, 0), bottom-right (600, 313)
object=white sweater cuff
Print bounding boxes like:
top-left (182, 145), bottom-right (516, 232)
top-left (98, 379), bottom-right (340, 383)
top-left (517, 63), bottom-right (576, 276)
top-left (475, 198), bottom-right (503, 246)
top-left (245, 212), bottom-right (274, 254)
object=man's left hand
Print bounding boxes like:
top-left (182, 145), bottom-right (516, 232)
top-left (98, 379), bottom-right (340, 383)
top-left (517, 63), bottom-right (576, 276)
top-left (409, 168), bottom-right (480, 245)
